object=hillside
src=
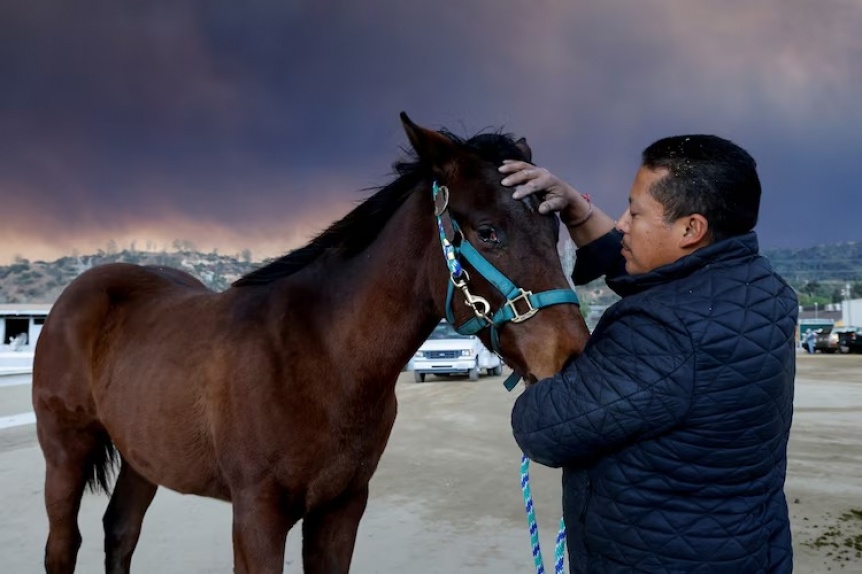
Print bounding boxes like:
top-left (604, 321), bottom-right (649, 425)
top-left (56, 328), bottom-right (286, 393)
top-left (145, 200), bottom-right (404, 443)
top-left (762, 241), bottom-right (862, 283)
top-left (0, 249), bottom-right (260, 304)
top-left (1, 241), bottom-right (861, 306)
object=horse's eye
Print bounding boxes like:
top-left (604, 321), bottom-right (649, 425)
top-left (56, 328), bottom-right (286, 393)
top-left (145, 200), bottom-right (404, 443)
top-left (477, 226), bottom-right (500, 245)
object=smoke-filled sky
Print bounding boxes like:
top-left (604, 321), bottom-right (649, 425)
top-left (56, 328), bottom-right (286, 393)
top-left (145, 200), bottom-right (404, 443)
top-left (1, 0), bottom-right (860, 264)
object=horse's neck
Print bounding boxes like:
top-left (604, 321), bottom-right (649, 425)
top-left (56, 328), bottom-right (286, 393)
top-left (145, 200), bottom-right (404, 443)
top-left (285, 190), bottom-right (440, 384)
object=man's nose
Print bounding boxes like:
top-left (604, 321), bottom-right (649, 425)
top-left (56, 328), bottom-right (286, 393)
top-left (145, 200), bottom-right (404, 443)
top-left (615, 210), bottom-right (631, 232)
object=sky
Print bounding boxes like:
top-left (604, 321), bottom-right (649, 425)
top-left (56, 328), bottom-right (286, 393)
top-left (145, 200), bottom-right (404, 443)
top-left (1, 0), bottom-right (860, 264)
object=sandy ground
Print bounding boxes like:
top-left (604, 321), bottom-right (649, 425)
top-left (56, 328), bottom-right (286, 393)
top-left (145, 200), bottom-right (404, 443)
top-left (0, 353), bottom-right (860, 572)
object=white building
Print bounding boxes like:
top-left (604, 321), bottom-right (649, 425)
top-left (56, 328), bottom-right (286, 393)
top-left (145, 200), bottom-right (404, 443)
top-left (842, 297), bottom-right (862, 327)
top-left (0, 304), bottom-right (52, 352)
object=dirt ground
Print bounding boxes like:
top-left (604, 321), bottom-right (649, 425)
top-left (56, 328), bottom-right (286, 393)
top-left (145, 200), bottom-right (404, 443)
top-left (0, 352), bottom-right (860, 572)
top-left (784, 354), bottom-right (862, 572)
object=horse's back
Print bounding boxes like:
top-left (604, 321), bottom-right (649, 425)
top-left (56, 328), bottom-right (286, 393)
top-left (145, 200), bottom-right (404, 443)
top-left (64, 261), bottom-right (210, 300)
top-left (141, 264), bottom-right (209, 289)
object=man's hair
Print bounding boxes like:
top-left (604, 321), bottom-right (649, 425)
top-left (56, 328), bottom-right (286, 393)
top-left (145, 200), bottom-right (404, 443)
top-left (641, 134), bottom-right (761, 242)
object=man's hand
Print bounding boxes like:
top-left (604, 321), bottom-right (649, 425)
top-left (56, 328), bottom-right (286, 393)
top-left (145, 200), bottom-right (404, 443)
top-left (499, 160), bottom-right (590, 223)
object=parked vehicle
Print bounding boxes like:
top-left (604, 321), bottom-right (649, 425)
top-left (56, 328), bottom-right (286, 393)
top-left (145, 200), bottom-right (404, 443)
top-left (837, 327), bottom-right (862, 354)
top-left (411, 321), bottom-right (502, 382)
top-left (814, 326), bottom-right (860, 354)
top-left (813, 326), bottom-right (839, 353)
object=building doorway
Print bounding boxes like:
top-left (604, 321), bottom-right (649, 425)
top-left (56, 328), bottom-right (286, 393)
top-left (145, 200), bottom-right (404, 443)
top-left (4, 318), bottom-right (29, 345)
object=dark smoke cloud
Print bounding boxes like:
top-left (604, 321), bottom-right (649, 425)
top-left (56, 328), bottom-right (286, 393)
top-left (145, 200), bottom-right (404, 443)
top-left (0, 0), bottom-right (859, 262)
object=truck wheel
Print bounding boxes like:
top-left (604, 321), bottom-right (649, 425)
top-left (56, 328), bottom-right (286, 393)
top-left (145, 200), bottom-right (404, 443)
top-left (490, 365), bottom-right (503, 377)
top-left (414, 372), bottom-right (426, 383)
top-left (468, 366), bottom-right (479, 381)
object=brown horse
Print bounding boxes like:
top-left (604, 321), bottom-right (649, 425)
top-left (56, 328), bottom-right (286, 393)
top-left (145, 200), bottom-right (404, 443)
top-left (32, 113), bottom-right (590, 574)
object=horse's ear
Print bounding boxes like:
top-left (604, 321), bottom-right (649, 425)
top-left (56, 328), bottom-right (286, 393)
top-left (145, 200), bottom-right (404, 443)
top-left (514, 137), bottom-right (533, 163)
top-left (400, 112), bottom-right (457, 172)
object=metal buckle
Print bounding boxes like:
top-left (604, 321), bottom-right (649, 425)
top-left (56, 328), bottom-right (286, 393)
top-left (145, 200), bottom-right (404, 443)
top-left (506, 289), bottom-right (537, 323)
top-left (451, 270), bottom-right (492, 322)
top-left (433, 185), bottom-right (449, 216)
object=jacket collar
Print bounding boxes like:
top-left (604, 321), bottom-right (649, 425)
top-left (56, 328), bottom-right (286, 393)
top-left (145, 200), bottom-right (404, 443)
top-left (608, 232), bottom-right (760, 297)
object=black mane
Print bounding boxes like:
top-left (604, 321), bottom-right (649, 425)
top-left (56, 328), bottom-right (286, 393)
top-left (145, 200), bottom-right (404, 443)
top-left (233, 129), bottom-right (528, 287)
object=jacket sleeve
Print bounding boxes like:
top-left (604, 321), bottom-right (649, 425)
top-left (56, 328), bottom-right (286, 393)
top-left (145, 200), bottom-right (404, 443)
top-left (572, 229), bottom-right (628, 285)
top-left (511, 304), bottom-right (695, 468)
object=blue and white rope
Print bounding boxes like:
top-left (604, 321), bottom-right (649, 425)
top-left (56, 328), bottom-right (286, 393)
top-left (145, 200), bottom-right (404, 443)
top-left (521, 455), bottom-right (566, 574)
top-left (554, 517), bottom-right (567, 573)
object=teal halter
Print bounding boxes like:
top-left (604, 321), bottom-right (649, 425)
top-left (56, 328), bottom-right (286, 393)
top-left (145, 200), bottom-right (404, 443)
top-left (432, 181), bottom-right (580, 391)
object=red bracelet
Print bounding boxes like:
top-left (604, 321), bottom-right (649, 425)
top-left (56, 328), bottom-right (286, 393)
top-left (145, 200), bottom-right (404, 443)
top-left (566, 194), bottom-right (593, 228)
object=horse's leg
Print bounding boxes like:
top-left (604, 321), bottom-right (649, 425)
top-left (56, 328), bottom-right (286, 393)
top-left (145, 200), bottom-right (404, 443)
top-left (102, 459), bottom-right (158, 574)
top-left (301, 486), bottom-right (369, 574)
top-left (231, 483), bottom-right (295, 574)
top-left (40, 427), bottom-right (102, 574)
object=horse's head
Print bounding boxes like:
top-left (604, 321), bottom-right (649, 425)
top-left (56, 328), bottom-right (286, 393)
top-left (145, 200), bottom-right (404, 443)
top-left (401, 112), bottom-right (589, 384)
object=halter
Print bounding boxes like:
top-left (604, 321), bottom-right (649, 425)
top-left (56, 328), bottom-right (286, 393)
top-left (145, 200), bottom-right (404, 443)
top-left (432, 181), bottom-right (580, 391)
top-left (433, 180), bottom-right (573, 574)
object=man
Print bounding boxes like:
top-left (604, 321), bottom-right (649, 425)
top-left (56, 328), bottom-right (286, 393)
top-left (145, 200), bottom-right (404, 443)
top-left (805, 330), bottom-right (817, 354)
top-left (500, 135), bottom-right (796, 573)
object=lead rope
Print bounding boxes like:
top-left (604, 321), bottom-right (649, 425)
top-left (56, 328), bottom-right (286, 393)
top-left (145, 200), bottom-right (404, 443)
top-left (521, 456), bottom-right (567, 574)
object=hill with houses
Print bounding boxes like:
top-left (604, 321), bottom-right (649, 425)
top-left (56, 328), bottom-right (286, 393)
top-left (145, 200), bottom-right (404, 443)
top-left (2, 241), bottom-right (862, 309)
top-left (0, 249), bottom-right (260, 304)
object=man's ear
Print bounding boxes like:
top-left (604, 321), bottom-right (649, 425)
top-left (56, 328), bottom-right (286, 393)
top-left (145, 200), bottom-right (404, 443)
top-left (679, 214), bottom-right (710, 248)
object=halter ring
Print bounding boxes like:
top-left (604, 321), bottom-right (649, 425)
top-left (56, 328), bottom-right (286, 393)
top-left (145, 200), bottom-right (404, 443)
top-left (507, 289), bottom-right (538, 323)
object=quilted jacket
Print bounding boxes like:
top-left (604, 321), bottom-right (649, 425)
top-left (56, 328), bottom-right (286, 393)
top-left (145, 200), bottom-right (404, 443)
top-left (512, 230), bottom-right (797, 573)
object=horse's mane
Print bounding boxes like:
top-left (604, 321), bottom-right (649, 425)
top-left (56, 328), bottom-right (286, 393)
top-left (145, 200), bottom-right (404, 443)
top-left (232, 129), bottom-right (528, 287)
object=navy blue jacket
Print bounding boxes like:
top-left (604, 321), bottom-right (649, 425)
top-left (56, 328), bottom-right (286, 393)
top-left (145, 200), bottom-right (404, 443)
top-left (512, 231), bottom-right (796, 573)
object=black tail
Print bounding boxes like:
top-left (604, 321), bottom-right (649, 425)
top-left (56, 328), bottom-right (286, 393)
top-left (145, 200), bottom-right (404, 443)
top-left (84, 427), bottom-right (119, 494)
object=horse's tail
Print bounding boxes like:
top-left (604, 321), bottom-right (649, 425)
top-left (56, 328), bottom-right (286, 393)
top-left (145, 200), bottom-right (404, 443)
top-left (84, 426), bottom-right (119, 494)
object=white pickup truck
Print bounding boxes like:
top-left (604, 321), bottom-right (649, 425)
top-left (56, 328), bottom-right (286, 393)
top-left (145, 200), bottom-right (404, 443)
top-left (411, 321), bottom-right (503, 382)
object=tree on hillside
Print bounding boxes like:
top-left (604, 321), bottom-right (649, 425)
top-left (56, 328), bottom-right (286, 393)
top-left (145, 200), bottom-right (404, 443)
top-left (802, 280), bottom-right (821, 297)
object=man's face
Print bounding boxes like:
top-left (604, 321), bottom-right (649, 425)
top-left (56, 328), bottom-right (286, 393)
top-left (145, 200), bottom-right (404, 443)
top-left (615, 166), bottom-right (690, 275)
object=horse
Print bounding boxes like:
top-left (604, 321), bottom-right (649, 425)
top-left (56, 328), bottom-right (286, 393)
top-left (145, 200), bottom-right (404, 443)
top-left (32, 112), bottom-right (590, 574)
